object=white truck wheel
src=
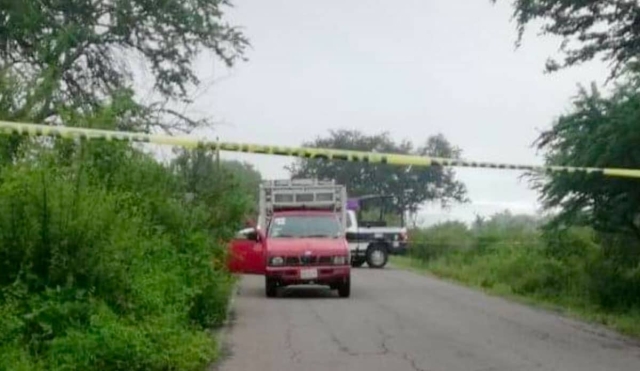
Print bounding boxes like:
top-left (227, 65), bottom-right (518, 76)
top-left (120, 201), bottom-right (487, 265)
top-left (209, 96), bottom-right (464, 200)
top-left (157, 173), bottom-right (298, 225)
top-left (366, 244), bottom-right (388, 268)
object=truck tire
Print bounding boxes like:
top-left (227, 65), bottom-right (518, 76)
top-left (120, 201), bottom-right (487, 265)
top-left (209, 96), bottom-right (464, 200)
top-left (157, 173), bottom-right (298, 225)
top-left (337, 277), bottom-right (350, 298)
top-left (265, 277), bottom-right (277, 298)
top-left (366, 243), bottom-right (388, 268)
top-left (351, 258), bottom-right (365, 268)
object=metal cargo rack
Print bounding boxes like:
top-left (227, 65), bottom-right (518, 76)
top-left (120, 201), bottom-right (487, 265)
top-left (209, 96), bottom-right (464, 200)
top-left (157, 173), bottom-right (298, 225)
top-left (258, 178), bottom-right (347, 229)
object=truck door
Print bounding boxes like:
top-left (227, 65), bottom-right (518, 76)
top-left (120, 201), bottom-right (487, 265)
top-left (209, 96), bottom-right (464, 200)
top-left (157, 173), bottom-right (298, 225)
top-left (228, 228), bottom-right (266, 274)
top-left (345, 210), bottom-right (361, 251)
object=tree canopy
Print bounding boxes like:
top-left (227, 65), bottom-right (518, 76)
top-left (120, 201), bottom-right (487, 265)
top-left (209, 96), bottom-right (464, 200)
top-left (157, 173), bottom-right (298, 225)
top-left (171, 148), bottom-right (262, 216)
top-left (499, 0), bottom-right (640, 78)
top-left (0, 0), bottom-right (247, 131)
top-left (532, 74), bottom-right (640, 264)
top-left (287, 129), bottom-right (468, 224)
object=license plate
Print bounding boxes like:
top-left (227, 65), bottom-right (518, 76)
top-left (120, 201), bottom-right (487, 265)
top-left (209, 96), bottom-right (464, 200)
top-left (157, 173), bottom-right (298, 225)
top-left (300, 268), bottom-right (318, 280)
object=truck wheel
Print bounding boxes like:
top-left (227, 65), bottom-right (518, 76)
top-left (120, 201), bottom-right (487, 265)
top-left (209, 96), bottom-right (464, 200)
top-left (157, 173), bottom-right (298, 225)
top-left (351, 258), bottom-right (365, 268)
top-left (337, 277), bottom-right (350, 298)
top-left (366, 244), bottom-right (388, 268)
top-left (265, 277), bottom-right (277, 298)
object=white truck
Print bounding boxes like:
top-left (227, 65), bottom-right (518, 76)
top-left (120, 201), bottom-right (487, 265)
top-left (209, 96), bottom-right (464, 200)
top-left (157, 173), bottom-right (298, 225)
top-left (344, 196), bottom-right (409, 268)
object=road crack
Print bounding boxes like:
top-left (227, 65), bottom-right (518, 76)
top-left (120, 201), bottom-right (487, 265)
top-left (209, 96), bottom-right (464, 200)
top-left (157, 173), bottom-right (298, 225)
top-left (308, 304), bottom-right (362, 356)
top-left (284, 321), bottom-right (301, 363)
top-left (308, 305), bottom-right (429, 370)
top-left (375, 323), bottom-right (429, 371)
top-left (376, 325), bottom-right (392, 355)
top-left (402, 351), bottom-right (429, 371)
top-left (284, 322), bottom-right (302, 363)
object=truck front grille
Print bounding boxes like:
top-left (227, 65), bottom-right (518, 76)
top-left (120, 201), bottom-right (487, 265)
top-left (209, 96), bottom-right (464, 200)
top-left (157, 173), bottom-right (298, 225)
top-left (283, 255), bottom-right (333, 266)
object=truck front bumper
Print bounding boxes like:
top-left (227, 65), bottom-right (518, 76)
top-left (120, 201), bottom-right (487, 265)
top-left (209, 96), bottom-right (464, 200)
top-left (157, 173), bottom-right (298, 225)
top-left (266, 265), bottom-right (350, 286)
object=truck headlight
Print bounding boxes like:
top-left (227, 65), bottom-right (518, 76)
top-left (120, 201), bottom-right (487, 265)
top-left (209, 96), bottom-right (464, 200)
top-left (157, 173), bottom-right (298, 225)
top-left (332, 256), bottom-right (347, 265)
top-left (270, 256), bottom-right (284, 266)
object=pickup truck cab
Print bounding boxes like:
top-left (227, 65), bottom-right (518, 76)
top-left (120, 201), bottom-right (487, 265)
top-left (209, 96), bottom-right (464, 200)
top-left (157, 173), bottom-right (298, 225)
top-left (228, 179), bottom-right (351, 298)
top-left (345, 196), bottom-right (409, 268)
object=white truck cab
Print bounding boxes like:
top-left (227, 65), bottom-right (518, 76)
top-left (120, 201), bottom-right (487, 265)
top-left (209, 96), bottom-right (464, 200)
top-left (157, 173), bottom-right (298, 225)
top-left (344, 209), bottom-right (408, 268)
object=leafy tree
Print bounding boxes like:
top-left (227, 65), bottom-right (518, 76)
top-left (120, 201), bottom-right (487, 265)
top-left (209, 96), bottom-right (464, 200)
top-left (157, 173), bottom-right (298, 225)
top-left (171, 148), bottom-right (262, 217)
top-left (532, 75), bottom-right (640, 262)
top-left (221, 159), bottom-right (262, 214)
top-left (0, 2), bottom-right (251, 368)
top-left (287, 130), bottom-right (467, 224)
top-left (497, 0), bottom-right (640, 78)
top-left (0, 100), bottom-right (260, 368)
top-left (0, 0), bottom-right (248, 130)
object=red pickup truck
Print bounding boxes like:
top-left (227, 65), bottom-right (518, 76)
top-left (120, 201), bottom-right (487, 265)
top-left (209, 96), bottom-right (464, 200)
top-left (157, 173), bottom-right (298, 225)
top-left (228, 179), bottom-right (351, 298)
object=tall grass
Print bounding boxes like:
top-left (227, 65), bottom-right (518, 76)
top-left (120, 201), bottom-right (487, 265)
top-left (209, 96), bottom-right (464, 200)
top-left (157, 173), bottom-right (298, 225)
top-left (0, 139), bottom-right (252, 370)
top-left (403, 213), bottom-right (640, 336)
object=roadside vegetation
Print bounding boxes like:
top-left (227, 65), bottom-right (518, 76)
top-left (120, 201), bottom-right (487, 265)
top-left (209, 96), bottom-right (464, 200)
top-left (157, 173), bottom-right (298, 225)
top-left (0, 0), bottom-right (254, 369)
top-left (398, 210), bottom-right (640, 337)
top-left (2, 0), bottom-right (640, 367)
top-left (0, 136), bottom-right (260, 370)
top-left (396, 68), bottom-right (640, 338)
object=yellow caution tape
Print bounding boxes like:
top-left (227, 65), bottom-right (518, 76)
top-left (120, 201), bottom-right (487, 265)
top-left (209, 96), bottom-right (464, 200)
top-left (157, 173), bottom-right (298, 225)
top-left (1, 120), bottom-right (640, 179)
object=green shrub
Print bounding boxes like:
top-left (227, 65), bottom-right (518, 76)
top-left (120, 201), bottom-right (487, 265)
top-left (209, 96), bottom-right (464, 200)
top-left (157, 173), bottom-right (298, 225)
top-left (405, 212), bottom-right (640, 330)
top-left (0, 139), bottom-right (254, 370)
top-left (409, 221), bottom-right (472, 261)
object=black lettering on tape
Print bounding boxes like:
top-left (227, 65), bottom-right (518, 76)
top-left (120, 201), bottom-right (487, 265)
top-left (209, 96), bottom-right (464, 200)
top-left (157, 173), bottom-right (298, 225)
top-left (195, 141), bottom-right (210, 150)
top-left (331, 153), bottom-right (349, 162)
top-left (272, 147), bottom-right (290, 156)
top-left (251, 145), bottom-right (270, 154)
top-left (310, 153), bottom-right (329, 161)
top-left (350, 154), bottom-right (368, 163)
top-left (221, 143), bottom-right (240, 152)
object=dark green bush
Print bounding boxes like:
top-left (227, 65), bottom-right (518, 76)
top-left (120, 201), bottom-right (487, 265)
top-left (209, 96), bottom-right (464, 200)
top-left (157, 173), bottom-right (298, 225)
top-left (408, 212), bottom-right (640, 316)
top-left (0, 139), bottom-right (253, 370)
top-left (408, 221), bottom-right (472, 261)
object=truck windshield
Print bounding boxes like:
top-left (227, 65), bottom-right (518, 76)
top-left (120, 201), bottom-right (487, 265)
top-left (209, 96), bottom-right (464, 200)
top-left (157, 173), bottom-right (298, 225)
top-left (268, 215), bottom-right (342, 238)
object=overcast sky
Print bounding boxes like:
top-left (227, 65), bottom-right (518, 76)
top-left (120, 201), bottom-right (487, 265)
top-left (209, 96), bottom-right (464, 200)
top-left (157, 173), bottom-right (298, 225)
top-left (174, 0), bottom-right (610, 225)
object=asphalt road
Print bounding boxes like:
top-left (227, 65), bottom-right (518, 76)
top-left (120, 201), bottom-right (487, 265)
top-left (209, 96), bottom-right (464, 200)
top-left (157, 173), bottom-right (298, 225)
top-left (214, 267), bottom-right (640, 371)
